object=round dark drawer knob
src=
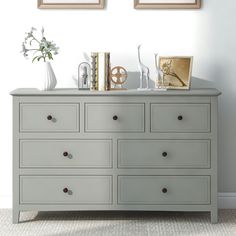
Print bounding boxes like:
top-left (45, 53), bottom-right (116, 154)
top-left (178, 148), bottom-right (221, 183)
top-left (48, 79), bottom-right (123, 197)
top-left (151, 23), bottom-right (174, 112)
top-left (113, 115), bottom-right (118, 121)
top-left (63, 188), bottom-right (69, 193)
top-left (63, 152), bottom-right (69, 157)
top-left (47, 115), bottom-right (53, 121)
top-left (162, 188), bottom-right (168, 194)
top-left (162, 152), bottom-right (168, 157)
top-left (178, 115), bottom-right (183, 121)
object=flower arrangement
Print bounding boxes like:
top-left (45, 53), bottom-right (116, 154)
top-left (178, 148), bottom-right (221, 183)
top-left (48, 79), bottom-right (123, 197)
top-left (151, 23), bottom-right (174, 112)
top-left (21, 27), bottom-right (59, 62)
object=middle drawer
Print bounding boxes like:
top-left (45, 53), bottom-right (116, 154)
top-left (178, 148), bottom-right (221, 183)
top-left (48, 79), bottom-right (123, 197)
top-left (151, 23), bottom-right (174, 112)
top-left (20, 140), bottom-right (112, 168)
top-left (118, 139), bottom-right (210, 169)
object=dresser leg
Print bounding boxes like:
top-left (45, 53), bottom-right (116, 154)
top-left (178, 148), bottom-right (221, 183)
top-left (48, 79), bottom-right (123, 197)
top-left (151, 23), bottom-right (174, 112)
top-left (211, 209), bottom-right (218, 224)
top-left (12, 209), bottom-right (20, 224)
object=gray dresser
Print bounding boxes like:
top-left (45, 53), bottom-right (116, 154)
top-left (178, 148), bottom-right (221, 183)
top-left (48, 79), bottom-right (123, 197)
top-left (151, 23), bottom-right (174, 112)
top-left (11, 88), bottom-right (221, 223)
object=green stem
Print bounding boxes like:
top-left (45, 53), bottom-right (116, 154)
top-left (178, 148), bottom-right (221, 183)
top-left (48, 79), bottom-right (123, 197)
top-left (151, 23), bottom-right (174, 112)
top-left (27, 49), bottom-right (38, 51)
top-left (40, 49), bottom-right (46, 62)
top-left (31, 34), bottom-right (40, 44)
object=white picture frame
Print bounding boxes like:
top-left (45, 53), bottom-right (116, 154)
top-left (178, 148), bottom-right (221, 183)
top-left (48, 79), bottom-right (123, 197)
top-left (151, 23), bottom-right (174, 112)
top-left (38, 0), bottom-right (105, 9)
top-left (134, 0), bottom-right (201, 9)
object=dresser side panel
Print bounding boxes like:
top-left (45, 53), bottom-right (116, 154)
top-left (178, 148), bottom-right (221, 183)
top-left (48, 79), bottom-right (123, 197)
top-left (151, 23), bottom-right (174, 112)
top-left (13, 97), bottom-right (20, 223)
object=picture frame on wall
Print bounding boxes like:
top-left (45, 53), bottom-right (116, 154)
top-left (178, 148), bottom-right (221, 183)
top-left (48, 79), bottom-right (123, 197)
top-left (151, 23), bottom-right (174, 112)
top-left (158, 56), bottom-right (193, 90)
top-left (134, 0), bottom-right (201, 9)
top-left (38, 0), bottom-right (105, 9)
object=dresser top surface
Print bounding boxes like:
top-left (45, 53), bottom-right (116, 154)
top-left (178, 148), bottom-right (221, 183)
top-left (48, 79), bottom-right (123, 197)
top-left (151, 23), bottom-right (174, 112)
top-left (10, 88), bottom-right (221, 96)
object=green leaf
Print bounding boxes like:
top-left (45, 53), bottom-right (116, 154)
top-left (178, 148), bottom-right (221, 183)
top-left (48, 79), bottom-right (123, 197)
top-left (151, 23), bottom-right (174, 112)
top-left (37, 56), bottom-right (44, 61)
top-left (32, 56), bottom-right (38, 63)
top-left (29, 39), bottom-right (35, 46)
top-left (47, 52), bottom-right (53, 60)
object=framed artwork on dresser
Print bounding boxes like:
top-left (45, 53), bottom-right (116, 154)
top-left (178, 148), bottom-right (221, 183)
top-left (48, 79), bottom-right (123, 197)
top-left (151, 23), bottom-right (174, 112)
top-left (38, 0), bottom-right (105, 9)
top-left (134, 0), bottom-right (201, 9)
top-left (159, 56), bottom-right (193, 90)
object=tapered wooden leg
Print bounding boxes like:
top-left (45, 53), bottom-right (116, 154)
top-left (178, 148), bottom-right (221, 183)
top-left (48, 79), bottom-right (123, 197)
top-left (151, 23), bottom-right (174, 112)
top-left (13, 209), bottom-right (20, 224)
top-left (211, 209), bottom-right (218, 224)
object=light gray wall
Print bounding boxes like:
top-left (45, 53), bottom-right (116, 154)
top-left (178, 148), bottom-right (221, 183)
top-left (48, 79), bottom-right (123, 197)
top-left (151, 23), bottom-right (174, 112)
top-left (0, 0), bottom-right (236, 199)
top-left (203, 1), bottom-right (236, 192)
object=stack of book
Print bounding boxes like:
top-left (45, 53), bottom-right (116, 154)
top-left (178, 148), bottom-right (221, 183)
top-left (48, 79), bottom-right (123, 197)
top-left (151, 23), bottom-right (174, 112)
top-left (90, 52), bottom-right (111, 91)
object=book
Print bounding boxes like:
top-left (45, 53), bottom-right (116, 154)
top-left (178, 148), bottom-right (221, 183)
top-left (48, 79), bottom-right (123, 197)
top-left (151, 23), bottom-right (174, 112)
top-left (105, 53), bottom-right (111, 91)
top-left (91, 52), bottom-right (111, 91)
top-left (98, 52), bottom-right (106, 91)
top-left (90, 52), bottom-right (98, 91)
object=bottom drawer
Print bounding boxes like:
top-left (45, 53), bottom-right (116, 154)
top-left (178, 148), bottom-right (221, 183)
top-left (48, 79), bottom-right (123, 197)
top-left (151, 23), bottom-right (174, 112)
top-left (118, 176), bottom-right (210, 205)
top-left (20, 176), bottom-right (112, 204)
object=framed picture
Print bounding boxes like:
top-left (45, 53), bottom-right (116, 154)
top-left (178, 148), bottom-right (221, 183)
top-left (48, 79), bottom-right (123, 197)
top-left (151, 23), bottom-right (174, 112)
top-left (159, 56), bottom-right (193, 90)
top-left (134, 0), bottom-right (201, 9)
top-left (38, 0), bottom-right (105, 9)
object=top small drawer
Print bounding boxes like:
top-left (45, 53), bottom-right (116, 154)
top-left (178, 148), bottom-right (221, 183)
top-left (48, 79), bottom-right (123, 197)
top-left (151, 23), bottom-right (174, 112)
top-left (85, 103), bottom-right (145, 133)
top-left (20, 104), bottom-right (79, 132)
top-left (151, 104), bottom-right (210, 133)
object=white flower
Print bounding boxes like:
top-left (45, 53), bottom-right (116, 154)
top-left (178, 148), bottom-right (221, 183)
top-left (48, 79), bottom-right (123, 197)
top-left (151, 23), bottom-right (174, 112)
top-left (41, 27), bottom-right (45, 37)
top-left (21, 43), bottom-right (29, 57)
top-left (21, 27), bottom-right (59, 62)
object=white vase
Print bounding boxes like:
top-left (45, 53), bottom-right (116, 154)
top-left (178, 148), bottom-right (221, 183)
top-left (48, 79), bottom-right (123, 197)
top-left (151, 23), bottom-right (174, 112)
top-left (41, 61), bottom-right (57, 91)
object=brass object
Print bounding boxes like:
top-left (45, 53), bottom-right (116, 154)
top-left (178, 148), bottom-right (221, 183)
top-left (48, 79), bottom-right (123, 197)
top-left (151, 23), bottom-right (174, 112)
top-left (110, 66), bottom-right (128, 90)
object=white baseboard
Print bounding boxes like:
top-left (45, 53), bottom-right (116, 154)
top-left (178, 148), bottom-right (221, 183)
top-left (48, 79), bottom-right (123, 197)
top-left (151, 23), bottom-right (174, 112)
top-left (218, 192), bottom-right (236, 209)
top-left (1, 193), bottom-right (236, 209)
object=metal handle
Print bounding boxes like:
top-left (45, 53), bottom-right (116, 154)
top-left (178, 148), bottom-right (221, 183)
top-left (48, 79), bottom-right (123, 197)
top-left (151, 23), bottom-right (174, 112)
top-left (113, 115), bottom-right (118, 121)
top-left (47, 115), bottom-right (53, 121)
top-left (63, 152), bottom-right (69, 157)
top-left (63, 188), bottom-right (69, 193)
top-left (162, 188), bottom-right (168, 194)
top-left (178, 115), bottom-right (183, 121)
top-left (162, 152), bottom-right (168, 158)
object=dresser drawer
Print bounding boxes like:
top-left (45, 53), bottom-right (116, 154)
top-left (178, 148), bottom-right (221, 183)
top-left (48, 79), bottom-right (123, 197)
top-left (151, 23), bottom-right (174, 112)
top-left (118, 176), bottom-right (210, 205)
top-left (118, 139), bottom-right (210, 169)
top-left (151, 104), bottom-right (210, 132)
top-left (20, 176), bottom-right (112, 204)
top-left (20, 104), bottom-right (79, 132)
top-left (20, 140), bottom-right (112, 168)
top-left (85, 103), bottom-right (145, 132)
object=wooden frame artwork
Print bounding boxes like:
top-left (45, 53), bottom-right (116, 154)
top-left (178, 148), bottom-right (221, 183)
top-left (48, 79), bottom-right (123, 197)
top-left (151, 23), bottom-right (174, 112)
top-left (38, 0), bottom-right (105, 9)
top-left (159, 56), bottom-right (193, 90)
top-left (134, 0), bottom-right (201, 9)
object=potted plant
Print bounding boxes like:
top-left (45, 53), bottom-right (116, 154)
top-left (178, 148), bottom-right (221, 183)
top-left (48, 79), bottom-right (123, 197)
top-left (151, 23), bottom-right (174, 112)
top-left (21, 27), bottom-right (59, 91)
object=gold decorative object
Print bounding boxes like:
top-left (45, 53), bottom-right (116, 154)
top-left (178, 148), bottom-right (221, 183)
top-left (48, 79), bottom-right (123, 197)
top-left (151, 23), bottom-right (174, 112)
top-left (110, 66), bottom-right (128, 90)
